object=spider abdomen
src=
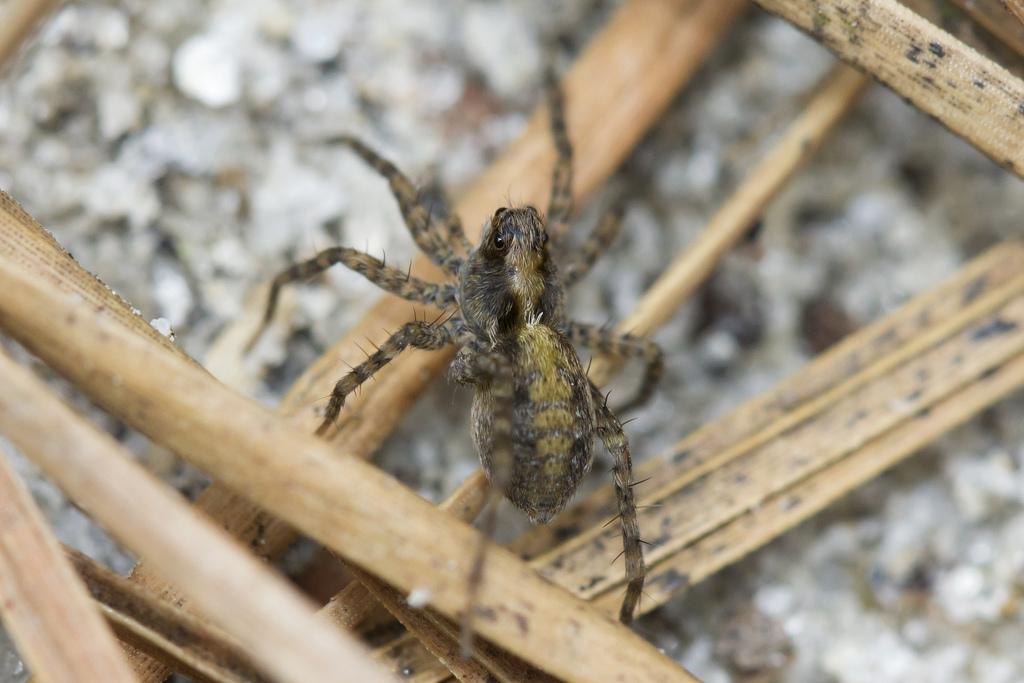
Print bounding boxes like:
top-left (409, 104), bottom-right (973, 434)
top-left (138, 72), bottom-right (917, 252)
top-left (471, 323), bottom-right (595, 524)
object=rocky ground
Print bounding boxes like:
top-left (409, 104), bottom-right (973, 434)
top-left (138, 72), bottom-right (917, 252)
top-left (2, 1), bottom-right (1024, 682)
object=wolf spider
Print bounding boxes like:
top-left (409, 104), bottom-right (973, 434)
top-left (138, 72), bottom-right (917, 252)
top-left (253, 73), bottom-right (662, 651)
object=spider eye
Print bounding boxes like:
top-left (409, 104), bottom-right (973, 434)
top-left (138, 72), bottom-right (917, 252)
top-left (493, 232), bottom-right (506, 250)
top-left (494, 207), bottom-right (507, 216)
top-left (537, 231), bottom-right (548, 247)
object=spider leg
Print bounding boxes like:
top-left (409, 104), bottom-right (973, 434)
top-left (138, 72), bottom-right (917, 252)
top-left (544, 70), bottom-right (574, 247)
top-left (559, 205), bottom-right (622, 289)
top-left (248, 246), bottom-right (457, 350)
top-left (588, 378), bottom-right (645, 625)
top-left (316, 317), bottom-right (460, 436)
top-left (567, 321), bottom-right (663, 413)
top-left (453, 345), bottom-right (514, 657)
top-left (332, 136), bottom-right (464, 275)
top-left (440, 202), bottom-right (473, 254)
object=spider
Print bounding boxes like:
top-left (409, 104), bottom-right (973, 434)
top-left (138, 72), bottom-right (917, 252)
top-left (252, 73), bottom-right (663, 651)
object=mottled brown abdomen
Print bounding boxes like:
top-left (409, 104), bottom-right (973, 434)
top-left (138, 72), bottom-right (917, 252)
top-left (471, 324), bottom-right (595, 524)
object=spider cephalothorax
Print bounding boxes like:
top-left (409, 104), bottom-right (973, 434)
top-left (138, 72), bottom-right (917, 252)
top-left (458, 206), bottom-right (564, 340)
top-left (252, 74), bottom-right (664, 648)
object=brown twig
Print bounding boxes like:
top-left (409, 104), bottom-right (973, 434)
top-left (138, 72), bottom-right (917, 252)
top-left (348, 566), bottom-right (500, 683)
top-left (0, 346), bottom-right (396, 683)
top-left (1004, 0), bottom-right (1024, 28)
top-left (0, 191), bottom-right (193, 362)
top-left (748, 0), bottom-right (1024, 177)
top-left (944, 0), bottom-right (1024, 60)
top-left (594, 323), bottom-right (1024, 614)
top-left (0, 0), bottom-right (60, 75)
top-left (318, 469), bottom-right (490, 635)
top-left (63, 547), bottom-right (270, 683)
top-left (0, 445), bottom-right (137, 683)
top-left (338, 496), bottom-right (556, 683)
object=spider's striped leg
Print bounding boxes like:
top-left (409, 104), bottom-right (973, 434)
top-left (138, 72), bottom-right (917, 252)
top-left (588, 378), bottom-right (645, 625)
top-left (451, 346), bottom-right (514, 658)
top-left (567, 321), bottom-right (663, 413)
top-left (315, 317), bottom-right (460, 437)
top-left (440, 204), bottom-right (473, 254)
top-left (545, 70), bottom-right (574, 246)
top-left (248, 246), bottom-right (457, 350)
top-left (559, 205), bottom-right (622, 289)
top-left (333, 136), bottom-right (464, 275)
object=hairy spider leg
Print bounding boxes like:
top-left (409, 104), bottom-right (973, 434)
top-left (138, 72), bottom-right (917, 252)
top-left (559, 204), bottom-right (623, 289)
top-left (248, 246), bottom-right (458, 350)
top-left (440, 205), bottom-right (474, 255)
top-left (567, 321), bottom-right (664, 414)
top-left (332, 136), bottom-right (465, 275)
top-left (454, 345), bottom-right (515, 658)
top-left (316, 317), bottom-right (461, 436)
top-left (544, 70), bottom-right (574, 246)
top-left (589, 378), bottom-right (645, 624)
